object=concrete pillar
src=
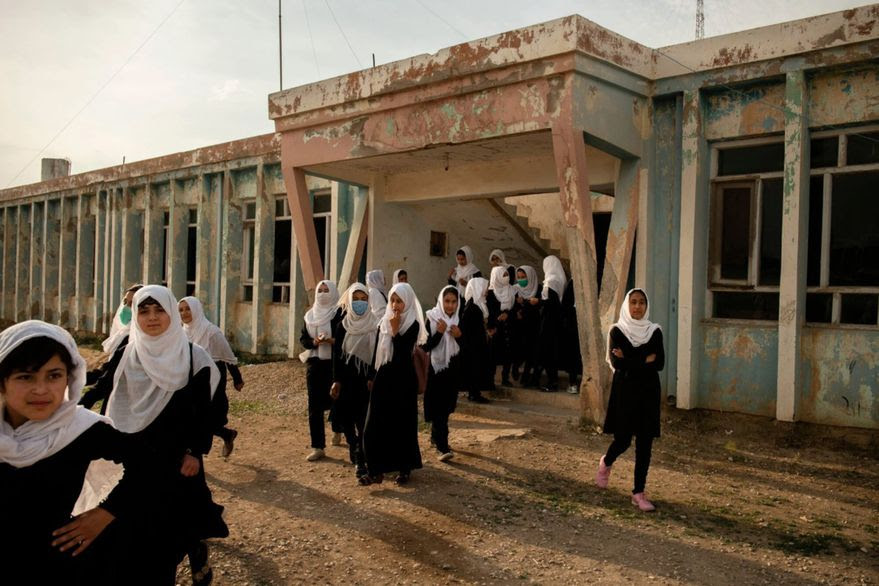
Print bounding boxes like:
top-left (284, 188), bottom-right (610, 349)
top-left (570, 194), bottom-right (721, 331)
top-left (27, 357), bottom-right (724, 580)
top-left (286, 227), bottom-right (309, 359)
top-left (120, 188), bottom-right (143, 294)
top-left (142, 183), bottom-right (164, 285)
top-left (337, 186), bottom-right (368, 292)
top-left (30, 202), bottom-right (44, 319)
top-left (551, 124), bottom-right (608, 424)
top-left (107, 189), bottom-right (125, 315)
top-left (218, 170), bottom-right (242, 336)
top-left (59, 196), bottom-right (78, 327)
top-left (195, 174), bottom-right (215, 307)
top-left (675, 90), bottom-right (710, 410)
top-left (16, 205), bottom-right (31, 321)
top-left (76, 195), bottom-right (96, 331)
top-left (43, 199), bottom-right (61, 323)
top-left (282, 166), bottom-right (324, 291)
top-left (251, 164), bottom-right (274, 354)
top-left (166, 180), bottom-right (189, 299)
top-left (0, 208), bottom-right (5, 320)
top-left (776, 71), bottom-right (810, 422)
top-left (93, 191), bottom-right (108, 332)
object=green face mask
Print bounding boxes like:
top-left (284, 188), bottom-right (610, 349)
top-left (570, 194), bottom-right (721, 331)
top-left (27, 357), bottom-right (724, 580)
top-left (517, 279), bottom-right (528, 288)
top-left (120, 305), bottom-right (132, 325)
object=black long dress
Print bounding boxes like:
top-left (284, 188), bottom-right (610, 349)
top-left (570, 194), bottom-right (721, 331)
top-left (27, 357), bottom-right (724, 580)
top-left (0, 422), bottom-right (174, 585)
top-left (331, 321), bottom-right (376, 476)
top-left (422, 321), bottom-right (461, 453)
top-left (486, 290), bottom-right (514, 383)
top-left (363, 321), bottom-right (423, 476)
top-left (212, 360), bottom-right (243, 444)
top-left (85, 334), bottom-right (129, 386)
top-left (459, 300), bottom-right (492, 396)
top-left (561, 279), bottom-right (583, 384)
top-left (511, 284), bottom-right (542, 382)
top-left (299, 309), bottom-right (343, 450)
top-left (81, 340), bottom-right (129, 413)
top-left (603, 327), bottom-right (665, 438)
top-left (531, 287), bottom-right (562, 388)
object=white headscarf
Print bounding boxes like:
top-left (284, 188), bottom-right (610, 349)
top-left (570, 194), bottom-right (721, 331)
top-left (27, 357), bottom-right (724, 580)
top-left (606, 288), bottom-right (662, 371)
top-left (0, 321), bottom-right (109, 468)
top-left (541, 255), bottom-right (567, 300)
top-left (180, 296), bottom-right (238, 365)
top-left (488, 248), bottom-right (510, 268)
top-left (339, 283), bottom-right (379, 375)
top-left (425, 285), bottom-right (461, 373)
top-left (300, 280), bottom-right (340, 362)
top-left (489, 265), bottom-right (516, 311)
top-left (515, 265), bottom-right (539, 300)
top-left (106, 285), bottom-right (220, 434)
top-left (464, 277), bottom-right (489, 319)
top-left (392, 269), bottom-right (407, 285)
top-left (366, 269), bottom-right (387, 320)
top-left (453, 245), bottom-right (480, 296)
top-left (374, 283), bottom-right (427, 369)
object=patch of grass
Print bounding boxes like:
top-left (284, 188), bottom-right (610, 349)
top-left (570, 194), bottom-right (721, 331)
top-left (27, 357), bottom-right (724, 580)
top-left (772, 532), bottom-right (854, 556)
top-left (73, 332), bottom-right (105, 351)
top-left (229, 399), bottom-right (273, 416)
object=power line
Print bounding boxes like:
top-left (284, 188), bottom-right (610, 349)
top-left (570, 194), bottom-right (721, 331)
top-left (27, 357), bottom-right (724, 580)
top-left (323, 0), bottom-right (363, 69)
top-left (414, 0), bottom-right (469, 41)
top-left (302, 0), bottom-right (321, 78)
top-left (4, 0), bottom-right (188, 188)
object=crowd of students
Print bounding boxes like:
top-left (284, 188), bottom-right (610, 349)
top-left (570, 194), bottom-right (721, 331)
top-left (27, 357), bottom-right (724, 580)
top-left (0, 246), bottom-right (665, 583)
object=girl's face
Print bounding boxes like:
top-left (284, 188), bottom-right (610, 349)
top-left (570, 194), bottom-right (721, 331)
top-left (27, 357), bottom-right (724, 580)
top-left (1, 355), bottom-right (68, 428)
top-left (628, 292), bottom-right (648, 320)
top-left (138, 303), bottom-right (171, 336)
top-left (352, 290), bottom-right (369, 302)
top-left (442, 291), bottom-right (458, 316)
top-left (456, 253), bottom-right (467, 267)
top-left (178, 301), bottom-right (192, 324)
top-left (318, 283), bottom-right (330, 293)
top-left (123, 290), bottom-right (136, 307)
top-left (398, 272), bottom-right (408, 283)
top-left (390, 292), bottom-right (406, 314)
top-left (490, 255), bottom-right (502, 267)
top-left (517, 269), bottom-right (527, 281)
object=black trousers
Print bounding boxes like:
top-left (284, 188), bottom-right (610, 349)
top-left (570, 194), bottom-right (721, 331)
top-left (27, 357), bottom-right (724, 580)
top-left (305, 359), bottom-right (332, 449)
top-left (430, 412), bottom-right (451, 454)
top-left (604, 433), bottom-right (654, 494)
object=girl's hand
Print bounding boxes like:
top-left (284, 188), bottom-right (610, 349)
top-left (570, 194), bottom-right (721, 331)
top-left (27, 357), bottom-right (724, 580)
top-left (52, 507), bottom-right (115, 556)
top-left (330, 382), bottom-right (341, 399)
top-left (180, 454), bottom-right (200, 477)
top-left (612, 348), bottom-right (624, 358)
top-left (436, 319), bottom-right (448, 334)
top-left (458, 278), bottom-right (467, 286)
top-left (323, 337), bottom-right (335, 346)
top-left (645, 353), bottom-right (656, 364)
top-left (449, 325), bottom-right (462, 338)
top-left (529, 297), bottom-right (539, 306)
top-left (234, 381), bottom-right (245, 391)
top-left (389, 310), bottom-right (401, 334)
top-left (498, 313), bottom-right (508, 322)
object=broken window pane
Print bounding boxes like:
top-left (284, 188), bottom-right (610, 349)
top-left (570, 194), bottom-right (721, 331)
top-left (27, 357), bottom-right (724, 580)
top-left (810, 137), bottom-right (839, 169)
top-left (719, 186), bottom-right (751, 280)
top-left (840, 294), bottom-right (878, 326)
top-left (713, 292), bottom-right (779, 320)
top-left (805, 293), bottom-right (833, 323)
top-left (807, 176), bottom-right (823, 287)
top-left (717, 143), bottom-right (784, 176)
top-left (274, 218), bottom-right (292, 283)
top-left (846, 131), bottom-right (879, 166)
top-left (830, 171), bottom-right (879, 286)
top-left (759, 179), bottom-right (782, 286)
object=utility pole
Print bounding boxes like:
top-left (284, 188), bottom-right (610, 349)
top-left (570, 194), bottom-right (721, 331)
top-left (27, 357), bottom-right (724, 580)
top-left (279, 0), bottom-right (283, 90)
top-left (696, 0), bottom-right (705, 40)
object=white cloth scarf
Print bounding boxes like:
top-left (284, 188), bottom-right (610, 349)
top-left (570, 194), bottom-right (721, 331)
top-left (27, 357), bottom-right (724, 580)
top-left (0, 321), bottom-right (109, 468)
top-left (101, 302), bottom-right (130, 355)
top-left (425, 285), bottom-right (461, 373)
top-left (299, 280), bottom-right (340, 362)
top-left (541, 255), bottom-right (567, 300)
top-left (181, 296), bottom-right (238, 364)
top-left (392, 269), bottom-right (407, 285)
top-left (453, 245), bottom-right (480, 296)
top-left (515, 265), bottom-right (539, 300)
top-left (488, 248), bottom-right (510, 268)
top-left (464, 277), bottom-right (490, 319)
top-left (606, 288), bottom-right (662, 371)
top-left (489, 265), bottom-right (516, 311)
top-left (339, 283), bottom-right (379, 374)
top-left (106, 285), bottom-right (219, 434)
top-left (366, 269), bottom-right (387, 320)
top-left (374, 283), bottom-right (427, 369)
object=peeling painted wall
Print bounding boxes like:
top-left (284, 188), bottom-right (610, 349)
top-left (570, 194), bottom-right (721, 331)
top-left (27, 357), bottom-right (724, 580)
top-left (808, 65), bottom-right (879, 127)
top-left (704, 81), bottom-right (785, 140)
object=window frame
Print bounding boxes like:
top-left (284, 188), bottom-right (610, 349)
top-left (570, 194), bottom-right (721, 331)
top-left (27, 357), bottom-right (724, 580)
top-left (272, 196), bottom-right (294, 305)
top-left (241, 200), bottom-right (256, 303)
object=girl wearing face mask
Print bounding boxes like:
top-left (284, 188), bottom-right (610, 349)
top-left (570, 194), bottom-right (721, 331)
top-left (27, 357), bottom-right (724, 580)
top-left (459, 277), bottom-right (491, 403)
top-left (596, 289), bottom-right (664, 513)
top-left (362, 283), bottom-right (426, 486)
top-left (85, 284), bottom-right (143, 389)
top-left (511, 266), bottom-right (541, 385)
top-left (422, 285), bottom-right (463, 462)
top-left (330, 283), bottom-right (378, 484)
top-left (487, 266), bottom-right (517, 388)
top-left (299, 280), bottom-right (342, 462)
top-left (0, 321), bottom-right (164, 584)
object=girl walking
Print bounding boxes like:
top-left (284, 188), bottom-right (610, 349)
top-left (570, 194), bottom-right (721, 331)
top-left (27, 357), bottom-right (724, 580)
top-left (530, 255), bottom-right (566, 391)
top-left (487, 266), bottom-right (516, 387)
top-left (460, 277), bottom-right (491, 403)
top-left (511, 265), bottom-right (541, 385)
top-left (423, 285), bottom-right (463, 461)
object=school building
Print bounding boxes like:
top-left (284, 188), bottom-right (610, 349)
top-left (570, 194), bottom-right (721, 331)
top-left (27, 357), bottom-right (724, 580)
top-left (0, 6), bottom-right (876, 429)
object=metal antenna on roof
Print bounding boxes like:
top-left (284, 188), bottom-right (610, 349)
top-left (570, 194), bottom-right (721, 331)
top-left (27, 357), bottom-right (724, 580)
top-left (696, 0), bottom-right (705, 39)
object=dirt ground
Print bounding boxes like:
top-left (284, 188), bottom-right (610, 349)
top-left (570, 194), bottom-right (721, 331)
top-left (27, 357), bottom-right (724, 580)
top-left (81, 350), bottom-right (879, 585)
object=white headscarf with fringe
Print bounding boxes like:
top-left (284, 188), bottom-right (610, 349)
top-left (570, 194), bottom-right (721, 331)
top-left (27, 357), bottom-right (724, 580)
top-left (606, 288), bottom-right (662, 371)
top-left (339, 283), bottom-right (379, 375)
top-left (425, 285), bottom-right (461, 373)
top-left (464, 277), bottom-right (489, 319)
top-left (452, 245), bottom-right (480, 296)
top-left (300, 280), bottom-right (340, 362)
top-left (180, 296), bottom-right (238, 364)
top-left (515, 265), bottom-right (539, 300)
top-left (374, 283), bottom-right (427, 369)
top-left (541, 255), bottom-right (567, 300)
top-left (489, 266), bottom-right (516, 311)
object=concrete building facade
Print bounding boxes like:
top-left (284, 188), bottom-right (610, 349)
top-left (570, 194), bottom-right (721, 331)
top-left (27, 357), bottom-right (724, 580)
top-left (1, 6), bottom-right (877, 428)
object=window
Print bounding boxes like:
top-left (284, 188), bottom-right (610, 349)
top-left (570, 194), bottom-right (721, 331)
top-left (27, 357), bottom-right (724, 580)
top-left (313, 190), bottom-right (332, 272)
top-left (273, 197), bottom-right (292, 303)
top-left (186, 208), bottom-right (197, 296)
top-left (430, 231), bottom-right (447, 257)
top-left (242, 202), bottom-right (256, 302)
top-left (161, 210), bottom-right (169, 286)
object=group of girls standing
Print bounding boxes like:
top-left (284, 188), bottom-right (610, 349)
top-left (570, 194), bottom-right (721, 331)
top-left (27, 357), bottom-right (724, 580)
top-left (1, 284), bottom-right (242, 584)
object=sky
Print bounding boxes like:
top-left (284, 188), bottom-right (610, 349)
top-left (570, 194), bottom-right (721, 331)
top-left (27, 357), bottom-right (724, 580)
top-left (0, 0), bottom-right (866, 187)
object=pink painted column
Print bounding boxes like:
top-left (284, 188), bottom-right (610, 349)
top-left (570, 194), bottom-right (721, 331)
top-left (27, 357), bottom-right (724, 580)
top-left (281, 160), bottom-right (325, 293)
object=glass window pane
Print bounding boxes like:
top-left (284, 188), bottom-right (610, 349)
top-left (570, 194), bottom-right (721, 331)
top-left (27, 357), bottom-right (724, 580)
top-left (186, 226), bottom-right (197, 282)
top-left (719, 186), bottom-right (751, 280)
top-left (313, 194), bottom-right (331, 214)
top-left (275, 199), bottom-right (285, 218)
top-left (246, 227), bottom-right (255, 280)
top-left (245, 202), bottom-right (256, 220)
top-left (759, 179), bottom-right (782, 286)
top-left (847, 131), bottom-right (879, 166)
top-left (807, 176), bottom-right (824, 287)
top-left (243, 285), bottom-right (253, 302)
top-left (810, 137), bottom-right (839, 169)
top-left (830, 172), bottom-right (879, 286)
top-left (188, 208), bottom-right (198, 224)
top-left (717, 143), bottom-right (784, 176)
top-left (163, 211), bottom-right (170, 226)
top-left (805, 293), bottom-right (832, 323)
top-left (185, 283), bottom-right (195, 296)
top-left (713, 292), bottom-right (779, 320)
top-left (273, 219), bottom-right (292, 283)
top-left (840, 294), bottom-right (878, 326)
top-left (314, 216), bottom-right (328, 269)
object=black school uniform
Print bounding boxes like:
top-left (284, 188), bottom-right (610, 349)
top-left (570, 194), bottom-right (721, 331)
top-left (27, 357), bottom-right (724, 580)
top-left (459, 300), bottom-right (492, 398)
top-left (0, 422), bottom-right (174, 585)
top-left (85, 334), bottom-right (129, 387)
top-left (81, 339), bottom-right (129, 413)
top-left (212, 360), bottom-right (243, 444)
top-left (511, 284), bottom-right (542, 383)
top-left (331, 320), bottom-right (376, 477)
top-left (422, 320), bottom-right (461, 454)
top-left (486, 290), bottom-right (515, 385)
top-left (362, 322), bottom-right (423, 476)
top-left (299, 309), bottom-right (343, 450)
top-left (530, 287), bottom-right (562, 389)
top-left (561, 279), bottom-right (583, 385)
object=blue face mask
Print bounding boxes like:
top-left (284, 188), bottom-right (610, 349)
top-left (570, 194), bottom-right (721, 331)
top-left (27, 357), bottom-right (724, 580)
top-left (120, 305), bottom-right (132, 325)
top-left (351, 300), bottom-right (369, 316)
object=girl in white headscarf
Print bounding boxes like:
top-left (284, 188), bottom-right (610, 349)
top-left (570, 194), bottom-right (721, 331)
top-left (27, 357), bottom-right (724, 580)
top-left (459, 277), bottom-right (491, 403)
top-left (0, 320), bottom-right (167, 584)
top-left (104, 285), bottom-right (226, 583)
top-left (179, 296), bottom-right (244, 459)
top-left (447, 245), bottom-right (482, 298)
top-left (85, 284), bottom-right (143, 390)
top-left (330, 283), bottom-right (378, 483)
top-left (511, 265), bottom-right (541, 384)
top-left (531, 255), bottom-right (567, 391)
top-left (366, 269), bottom-right (388, 320)
top-left (299, 280), bottom-right (342, 462)
top-left (392, 268), bottom-right (408, 285)
top-left (596, 288), bottom-right (664, 513)
top-left (487, 265), bottom-right (517, 387)
top-left (422, 285), bottom-right (463, 461)
top-left (362, 282), bottom-right (426, 485)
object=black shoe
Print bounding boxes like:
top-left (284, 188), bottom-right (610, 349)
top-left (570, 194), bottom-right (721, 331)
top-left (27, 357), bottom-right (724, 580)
top-left (395, 472), bottom-right (410, 485)
top-left (222, 429), bottom-right (238, 458)
top-left (468, 395), bottom-right (490, 404)
top-left (540, 385), bottom-right (558, 393)
top-left (189, 541), bottom-right (213, 585)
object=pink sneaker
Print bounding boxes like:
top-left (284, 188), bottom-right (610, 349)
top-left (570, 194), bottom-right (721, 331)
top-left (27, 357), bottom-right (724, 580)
top-left (595, 456), bottom-right (612, 488)
top-left (631, 492), bottom-right (656, 512)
